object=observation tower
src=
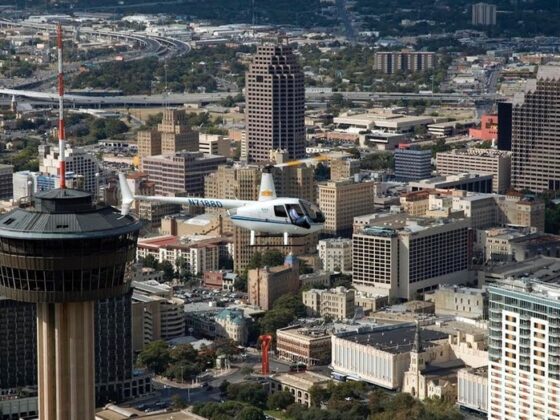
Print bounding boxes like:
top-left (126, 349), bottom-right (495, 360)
top-left (0, 189), bottom-right (141, 419)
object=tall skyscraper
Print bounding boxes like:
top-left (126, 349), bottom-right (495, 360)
top-left (488, 279), bottom-right (560, 419)
top-left (512, 66), bottom-right (560, 192)
top-left (245, 44), bottom-right (306, 162)
top-left (0, 189), bottom-right (141, 419)
top-left (471, 2), bottom-right (497, 26)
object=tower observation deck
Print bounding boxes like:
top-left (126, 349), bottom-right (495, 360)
top-left (0, 188), bottom-right (141, 419)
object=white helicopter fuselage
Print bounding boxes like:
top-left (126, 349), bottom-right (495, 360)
top-left (229, 198), bottom-right (324, 235)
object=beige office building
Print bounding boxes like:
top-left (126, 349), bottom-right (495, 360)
top-left (302, 286), bottom-right (355, 320)
top-left (512, 66), bottom-right (560, 192)
top-left (131, 281), bottom-right (185, 353)
top-left (352, 214), bottom-right (471, 299)
top-left (198, 134), bottom-right (231, 157)
top-left (330, 159), bottom-right (360, 181)
top-left (137, 130), bottom-right (162, 159)
top-left (318, 179), bottom-right (375, 236)
top-left (158, 108), bottom-right (199, 154)
top-left (436, 149), bottom-right (512, 193)
top-left (269, 372), bottom-right (330, 407)
top-left (317, 238), bottom-right (352, 273)
top-left (245, 44), bottom-right (305, 162)
top-left (142, 151), bottom-right (226, 196)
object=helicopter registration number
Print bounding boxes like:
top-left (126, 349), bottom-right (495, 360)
top-left (186, 198), bottom-right (223, 208)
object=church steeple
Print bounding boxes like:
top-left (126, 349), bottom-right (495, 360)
top-left (412, 322), bottom-right (422, 353)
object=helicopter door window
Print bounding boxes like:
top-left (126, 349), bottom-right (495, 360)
top-left (274, 205), bottom-right (288, 218)
top-left (286, 204), bottom-right (309, 228)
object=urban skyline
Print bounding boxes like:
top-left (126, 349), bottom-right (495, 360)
top-left (2, 1), bottom-right (560, 419)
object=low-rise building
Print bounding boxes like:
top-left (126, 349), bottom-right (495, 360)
top-left (409, 173), bottom-right (493, 194)
top-left (131, 281), bottom-right (185, 353)
top-left (331, 324), bottom-right (449, 389)
top-left (215, 308), bottom-right (248, 345)
top-left (484, 229), bottom-right (560, 262)
top-left (457, 367), bottom-right (488, 414)
top-left (300, 271), bottom-right (331, 289)
top-left (354, 292), bottom-right (389, 314)
top-left (436, 148), bottom-right (511, 193)
top-left (317, 238), bottom-right (352, 273)
top-left (302, 287), bottom-right (355, 320)
top-left (269, 372), bottom-right (331, 407)
top-left (424, 285), bottom-right (488, 319)
top-left (276, 325), bottom-right (333, 366)
top-left (247, 255), bottom-right (300, 310)
top-left (203, 270), bottom-right (238, 291)
top-left (137, 235), bottom-right (228, 275)
top-left (478, 255), bottom-right (560, 286)
top-left (394, 147), bottom-right (432, 182)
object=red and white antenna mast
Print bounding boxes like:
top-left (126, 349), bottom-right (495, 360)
top-left (56, 23), bottom-right (66, 189)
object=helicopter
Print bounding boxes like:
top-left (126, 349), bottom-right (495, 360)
top-left (119, 163), bottom-right (326, 245)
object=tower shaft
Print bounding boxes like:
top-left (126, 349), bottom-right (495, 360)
top-left (37, 302), bottom-right (95, 420)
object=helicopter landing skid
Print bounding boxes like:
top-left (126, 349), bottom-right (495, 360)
top-left (249, 231), bottom-right (307, 247)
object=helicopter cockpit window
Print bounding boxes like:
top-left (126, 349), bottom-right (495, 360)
top-left (274, 205), bottom-right (288, 218)
top-left (286, 204), bottom-right (309, 228)
top-left (300, 201), bottom-right (325, 223)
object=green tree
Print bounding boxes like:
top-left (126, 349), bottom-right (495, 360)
top-left (171, 394), bottom-right (188, 409)
top-left (267, 390), bottom-right (294, 410)
top-left (137, 340), bottom-right (170, 374)
top-left (227, 382), bottom-right (267, 408)
top-left (273, 294), bottom-right (307, 318)
top-left (160, 260), bottom-right (175, 282)
top-left (141, 254), bottom-right (158, 269)
top-left (234, 406), bottom-right (265, 420)
top-left (261, 250), bottom-right (285, 267)
top-left (170, 343), bottom-right (198, 363)
top-left (105, 119), bottom-right (129, 137)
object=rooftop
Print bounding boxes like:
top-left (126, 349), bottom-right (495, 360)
top-left (336, 324), bottom-right (448, 354)
top-left (437, 148), bottom-right (511, 158)
top-left (484, 256), bottom-right (560, 282)
top-left (490, 278), bottom-right (560, 303)
top-left (0, 189), bottom-right (141, 239)
top-left (272, 371), bottom-right (331, 390)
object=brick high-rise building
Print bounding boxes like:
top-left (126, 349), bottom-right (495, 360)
top-left (375, 51), bottom-right (436, 74)
top-left (142, 151), bottom-right (226, 196)
top-left (512, 66), bottom-right (560, 192)
top-left (245, 44), bottom-right (305, 162)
